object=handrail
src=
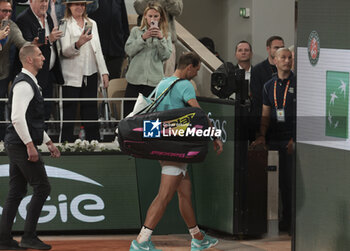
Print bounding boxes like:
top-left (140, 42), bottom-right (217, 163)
top-left (175, 21), bottom-right (222, 72)
top-left (0, 98), bottom-right (137, 101)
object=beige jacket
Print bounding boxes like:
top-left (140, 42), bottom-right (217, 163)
top-left (59, 17), bottom-right (108, 87)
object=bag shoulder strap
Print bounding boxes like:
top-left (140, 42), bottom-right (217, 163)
top-left (147, 87), bottom-right (157, 100)
top-left (147, 78), bottom-right (183, 113)
top-left (137, 78), bottom-right (183, 115)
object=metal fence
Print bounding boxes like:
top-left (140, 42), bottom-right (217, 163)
top-left (0, 94), bottom-right (136, 143)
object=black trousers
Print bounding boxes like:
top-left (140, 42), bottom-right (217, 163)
top-left (61, 73), bottom-right (99, 142)
top-left (105, 56), bottom-right (124, 80)
top-left (0, 144), bottom-right (51, 241)
top-left (269, 140), bottom-right (293, 229)
top-left (40, 71), bottom-right (55, 122)
top-left (0, 77), bottom-right (9, 141)
top-left (123, 83), bottom-right (155, 118)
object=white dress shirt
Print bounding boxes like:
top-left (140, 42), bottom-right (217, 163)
top-left (60, 17), bottom-right (108, 87)
top-left (31, 7), bottom-right (56, 70)
top-left (12, 69), bottom-right (51, 145)
top-left (238, 64), bottom-right (251, 83)
top-left (78, 21), bottom-right (98, 76)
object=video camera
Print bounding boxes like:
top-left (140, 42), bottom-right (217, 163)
top-left (211, 62), bottom-right (248, 100)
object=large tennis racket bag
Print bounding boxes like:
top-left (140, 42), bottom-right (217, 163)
top-left (118, 107), bottom-right (210, 163)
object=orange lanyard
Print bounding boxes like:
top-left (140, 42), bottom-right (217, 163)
top-left (274, 80), bottom-right (290, 109)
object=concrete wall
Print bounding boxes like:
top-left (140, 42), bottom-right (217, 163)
top-left (224, 0), bottom-right (253, 64)
top-left (177, 0), bottom-right (295, 65)
top-left (125, 0), bottom-right (136, 15)
top-left (251, 0), bottom-right (295, 65)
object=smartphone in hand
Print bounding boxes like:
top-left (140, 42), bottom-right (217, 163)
top-left (58, 19), bottom-right (67, 37)
top-left (83, 22), bottom-right (92, 35)
top-left (0, 20), bottom-right (9, 30)
top-left (37, 28), bottom-right (45, 44)
top-left (150, 20), bottom-right (158, 28)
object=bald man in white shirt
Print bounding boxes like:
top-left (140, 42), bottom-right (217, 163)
top-left (0, 44), bottom-right (60, 250)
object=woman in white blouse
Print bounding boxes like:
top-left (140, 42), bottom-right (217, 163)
top-left (60, 0), bottom-right (109, 142)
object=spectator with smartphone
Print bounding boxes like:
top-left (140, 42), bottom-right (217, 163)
top-left (15, 0), bottom-right (64, 123)
top-left (6, 0), bottom-right (27, 92)
top-left (59, 0), bottom-right (109, 142)
top-left (0, 0), bottom-right (29, 141)
top-left (124, 2), bottom-right (172, 117)
top-left (134, 0), bottom-right (183, 76)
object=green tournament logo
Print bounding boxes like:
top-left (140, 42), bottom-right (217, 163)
top-left (308, 30), bottom-right (320, 66)
top-left (326, 71), bottom-right (349, 138)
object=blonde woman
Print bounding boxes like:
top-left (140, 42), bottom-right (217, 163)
top-left (134, 0), bottom-right (183, 76)
top-left (124, 2), bottom-right (172, 116)
top-left (59, 0), bottom-right (109, 142)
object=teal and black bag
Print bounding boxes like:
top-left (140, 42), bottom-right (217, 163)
top-left (117, 79), bottom-right (210, 163)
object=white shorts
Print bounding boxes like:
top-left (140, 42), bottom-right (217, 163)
top-left (161, 163), bottom-right (188, 176)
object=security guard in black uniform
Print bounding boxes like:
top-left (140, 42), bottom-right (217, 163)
top-left (252, 47), bottom-right (296, 233)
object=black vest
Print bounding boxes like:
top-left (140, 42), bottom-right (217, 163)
top-left (5, 72), bottom-right (45, 145)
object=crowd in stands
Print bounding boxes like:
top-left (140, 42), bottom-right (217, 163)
top-left (0, 0), bottom-right (186, 142)
top-left (0, 0), bottom-right (129, 142)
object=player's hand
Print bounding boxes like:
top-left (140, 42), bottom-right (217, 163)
top-left (213, 138), bottom-right (223, 155)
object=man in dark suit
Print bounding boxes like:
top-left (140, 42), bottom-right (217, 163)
top-left (234, 40), bottom-right (254, 142)
top-left (250, 36), bottom-right (284, 140)
top-left (89, 0), bottom-right (129, 80)
top-left (16, 0), bottom-right (64, 121)
top-left (234, 40), bottom-right (253, 95)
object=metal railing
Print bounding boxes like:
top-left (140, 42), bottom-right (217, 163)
top-left (0, 95), bottom-right (136, 143)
